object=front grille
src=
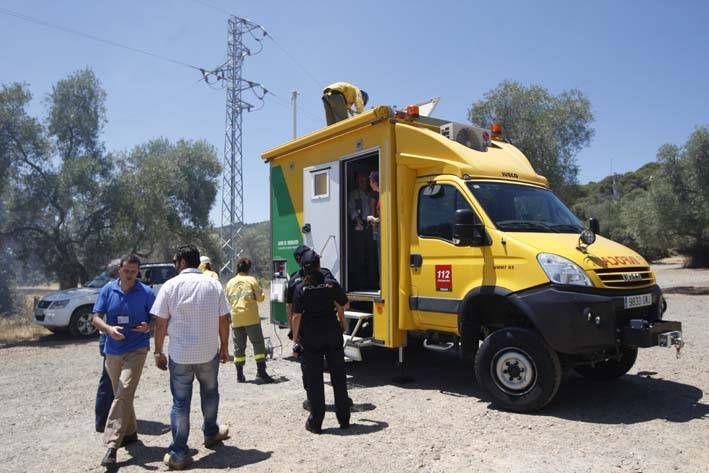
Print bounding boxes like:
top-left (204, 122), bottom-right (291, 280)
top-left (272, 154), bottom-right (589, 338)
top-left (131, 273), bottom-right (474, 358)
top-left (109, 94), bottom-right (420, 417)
top-left (35, 313), bottom-right (45, 321)
top-left (594, 266), bottom-right (654, 289)
top-left (37, 300), bottom-right (51, 309)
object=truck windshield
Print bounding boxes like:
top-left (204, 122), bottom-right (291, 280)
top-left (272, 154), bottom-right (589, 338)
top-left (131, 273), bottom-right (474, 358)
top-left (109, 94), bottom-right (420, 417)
top-left (467, 182), bottom-right (584, 233)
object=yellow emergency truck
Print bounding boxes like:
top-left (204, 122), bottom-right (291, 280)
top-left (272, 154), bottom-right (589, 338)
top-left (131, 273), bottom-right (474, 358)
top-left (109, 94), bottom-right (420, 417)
top-left (262, 105), bottom-right (684, 412)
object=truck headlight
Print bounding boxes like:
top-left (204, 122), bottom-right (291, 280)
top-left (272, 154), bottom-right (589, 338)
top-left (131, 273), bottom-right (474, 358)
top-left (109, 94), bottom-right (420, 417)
top-left (537, 253), bottom-right (592, 287)
top-left (50, 299), bottom-right (70, 308)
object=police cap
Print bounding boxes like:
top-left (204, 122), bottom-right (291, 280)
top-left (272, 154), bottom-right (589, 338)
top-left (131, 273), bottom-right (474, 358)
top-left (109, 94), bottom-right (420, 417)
top-left (293, 245), bottom-right (311, 261)
top-left (300, 250), bottom-right (320, 267)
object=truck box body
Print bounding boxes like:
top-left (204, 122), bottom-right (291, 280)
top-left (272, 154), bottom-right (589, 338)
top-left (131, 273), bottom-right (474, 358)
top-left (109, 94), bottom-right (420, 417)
top-left (262, 105), bottom-right (683, 411)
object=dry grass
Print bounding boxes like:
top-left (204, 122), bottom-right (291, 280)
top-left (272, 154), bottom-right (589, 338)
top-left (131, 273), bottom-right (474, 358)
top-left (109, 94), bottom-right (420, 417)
top-left (0, 296), bottom-right (51, 345)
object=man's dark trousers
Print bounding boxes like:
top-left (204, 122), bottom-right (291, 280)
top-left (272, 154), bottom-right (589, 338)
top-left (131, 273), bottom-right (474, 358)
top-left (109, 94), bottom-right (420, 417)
top-left (322, 92), bottom-right (348, 125)
top-left (95, 334), bottom-right (114, 432)
top-left (302, 328), bottom-right (350, 428)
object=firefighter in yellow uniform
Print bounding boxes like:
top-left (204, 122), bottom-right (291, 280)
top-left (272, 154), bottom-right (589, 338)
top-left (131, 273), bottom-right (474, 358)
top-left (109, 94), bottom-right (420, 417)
top-left (322, 82), bottom-right (368, 125)
top-left (199, 256), bottom-right (220, 280)
top-left (225, 257), bottom-right (274, 383)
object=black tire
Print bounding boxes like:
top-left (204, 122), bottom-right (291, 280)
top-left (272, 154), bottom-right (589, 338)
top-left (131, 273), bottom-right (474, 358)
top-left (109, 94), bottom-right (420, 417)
top-left (458, 317), bottom-right (481, 365)
top-left (474, 327), bottom-right (561, 412)
top-left (460, 336), bottom-right (479, 365)
top-left (574, 347), bottom-right (638, 379)
top-left (69, 306), bottom-right (98, 338)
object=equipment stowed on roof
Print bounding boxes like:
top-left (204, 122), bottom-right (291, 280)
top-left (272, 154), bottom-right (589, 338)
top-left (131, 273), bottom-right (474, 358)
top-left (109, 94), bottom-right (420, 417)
top-left (439, 122), bottom-right (492, 152)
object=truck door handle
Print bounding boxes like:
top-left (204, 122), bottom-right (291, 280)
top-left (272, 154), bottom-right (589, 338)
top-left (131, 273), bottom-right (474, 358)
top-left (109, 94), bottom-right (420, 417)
top-left (410, 254), bottom-right (423, 268)
top-left (302, 223), bottom-right (311, 233)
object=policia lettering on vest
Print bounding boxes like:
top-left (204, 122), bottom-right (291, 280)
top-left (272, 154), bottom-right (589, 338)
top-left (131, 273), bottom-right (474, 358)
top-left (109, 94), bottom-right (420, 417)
top-left (291, 250), bottom-right (351, 433)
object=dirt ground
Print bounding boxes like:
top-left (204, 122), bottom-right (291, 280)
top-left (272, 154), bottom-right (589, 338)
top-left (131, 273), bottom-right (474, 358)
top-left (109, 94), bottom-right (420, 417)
top-left (0, 264), bottom-right (707, 473)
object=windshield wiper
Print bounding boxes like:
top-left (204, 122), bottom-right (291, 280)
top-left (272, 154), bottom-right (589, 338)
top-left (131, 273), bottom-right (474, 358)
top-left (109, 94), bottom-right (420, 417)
top-left (496, 220), bottom-right (559, 232)
top-left (549, 224), bottom-right (585, 233)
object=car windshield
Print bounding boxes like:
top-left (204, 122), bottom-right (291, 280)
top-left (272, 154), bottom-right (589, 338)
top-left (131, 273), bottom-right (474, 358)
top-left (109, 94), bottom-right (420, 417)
top-left (85, 272), bottom-right (112, 288)
top-left (467, 181), bottom-right (584, 233)
top-left (142, 266), bottom-right (177, 285)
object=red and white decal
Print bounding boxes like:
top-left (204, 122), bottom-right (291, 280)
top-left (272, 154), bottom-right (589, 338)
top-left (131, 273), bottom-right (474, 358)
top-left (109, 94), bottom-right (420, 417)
top-left (600, 256), bottom-right (645, 266)
top-left (435, 265), bottom-right (452, 292)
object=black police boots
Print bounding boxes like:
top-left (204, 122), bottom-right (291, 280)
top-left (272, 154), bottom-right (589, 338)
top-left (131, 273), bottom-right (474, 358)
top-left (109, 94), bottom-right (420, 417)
top-left (235, 364), bottom-right (246, 383)
top-left (256, 361), bottom-right (274, 383)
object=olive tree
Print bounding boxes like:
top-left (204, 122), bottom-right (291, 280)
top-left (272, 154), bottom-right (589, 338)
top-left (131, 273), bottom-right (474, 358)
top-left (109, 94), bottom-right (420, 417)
top-left (468, 81), bottom-right (594, 201)
top-left (650, 127), bottom-right (709, 267)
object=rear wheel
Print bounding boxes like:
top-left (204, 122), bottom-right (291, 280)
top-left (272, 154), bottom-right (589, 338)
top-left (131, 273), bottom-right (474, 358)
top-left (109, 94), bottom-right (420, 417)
top-left (474, 327), bottom-right (561, 412)
top-left (69, 306), bottom-right (98, 338)
top-left (574, 346), bottom-right (638, 379)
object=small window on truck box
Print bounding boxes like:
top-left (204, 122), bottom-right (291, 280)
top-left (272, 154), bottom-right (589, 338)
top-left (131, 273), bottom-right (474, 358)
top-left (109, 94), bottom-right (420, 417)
top-left (312, 169), bottom-right (329, 199)
top-left (418, 184), bottom-right (477, 241)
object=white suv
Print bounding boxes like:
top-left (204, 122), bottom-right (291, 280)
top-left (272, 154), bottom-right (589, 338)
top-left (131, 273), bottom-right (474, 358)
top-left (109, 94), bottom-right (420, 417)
top-left (33, 263), bottom-right (177, 337)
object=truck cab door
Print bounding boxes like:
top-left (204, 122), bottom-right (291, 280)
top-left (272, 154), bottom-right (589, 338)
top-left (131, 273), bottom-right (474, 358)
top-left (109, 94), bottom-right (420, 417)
top-left (409, 181), bottom-right (487, 331)
top-left (303, 162), bottom-right (341, 281)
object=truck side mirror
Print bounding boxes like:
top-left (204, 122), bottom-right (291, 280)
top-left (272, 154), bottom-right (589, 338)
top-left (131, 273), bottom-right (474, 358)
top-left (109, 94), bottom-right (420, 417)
top-left (589, 217), bottom-right (600, 235)
top-left (453, 209), bottom-right (491, 246)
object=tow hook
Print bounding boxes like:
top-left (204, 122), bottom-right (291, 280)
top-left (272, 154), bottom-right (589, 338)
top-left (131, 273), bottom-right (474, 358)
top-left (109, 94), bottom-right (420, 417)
top-left (658, 331), bottom-right (684, 358)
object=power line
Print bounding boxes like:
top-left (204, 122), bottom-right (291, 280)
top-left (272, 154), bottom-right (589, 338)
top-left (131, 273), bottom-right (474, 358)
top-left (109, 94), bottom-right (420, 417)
top-left (264, 33), bottom-right (324, 89)
top-left (0, 6), bottom-right (202, 72)
top-left (184, 0), bottom-right (324, 89)
top-left (186, 0), bottom-right (232, 16)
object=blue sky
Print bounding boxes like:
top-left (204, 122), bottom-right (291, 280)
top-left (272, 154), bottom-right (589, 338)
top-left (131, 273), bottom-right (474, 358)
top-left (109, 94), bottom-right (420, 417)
top-left (1, 0), bottom-right (707, 224)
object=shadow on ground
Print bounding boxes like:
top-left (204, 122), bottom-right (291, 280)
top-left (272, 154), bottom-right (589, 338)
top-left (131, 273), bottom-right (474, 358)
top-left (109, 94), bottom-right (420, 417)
top-left (106, 441), bottom-right (271, 471)
top-left (323, 418), bottom-right (389, 436)
top-left (662, 286), bottom-right (709, 295)
top-left (137, 419), bottom-right (170, 436)
top-left (343, 342), bottom-right (708, 424)
top-left (194, 444), bottom-right (272, 469)
top-left (543, 372), bottom-right (709, 424)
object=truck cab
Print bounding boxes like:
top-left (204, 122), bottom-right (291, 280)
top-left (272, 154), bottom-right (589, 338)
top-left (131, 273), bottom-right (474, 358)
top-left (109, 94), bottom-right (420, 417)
top-left (263, 106), bottom-right (683, 412)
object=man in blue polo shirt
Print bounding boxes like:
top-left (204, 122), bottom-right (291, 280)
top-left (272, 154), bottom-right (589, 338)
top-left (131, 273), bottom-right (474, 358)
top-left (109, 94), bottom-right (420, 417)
top-left (91, 254), bottom-right (155, 467)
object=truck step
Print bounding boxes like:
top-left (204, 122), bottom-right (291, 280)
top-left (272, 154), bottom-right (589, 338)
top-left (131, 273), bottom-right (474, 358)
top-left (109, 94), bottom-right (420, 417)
top-left (423, 339), bottom-right (456, 352)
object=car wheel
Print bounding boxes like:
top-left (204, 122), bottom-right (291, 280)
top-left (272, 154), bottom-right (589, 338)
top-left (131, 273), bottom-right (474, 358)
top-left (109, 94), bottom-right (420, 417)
top-left (474, 327), bottom-right (561, 412)
top-left (69, 306), bottom-right (97, 338)
top-left (574, 346), bottom-right (638, 379)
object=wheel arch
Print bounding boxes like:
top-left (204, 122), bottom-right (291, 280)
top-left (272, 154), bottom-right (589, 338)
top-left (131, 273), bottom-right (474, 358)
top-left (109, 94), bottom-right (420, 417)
top-left (457, 286), bottom-right (540, 339)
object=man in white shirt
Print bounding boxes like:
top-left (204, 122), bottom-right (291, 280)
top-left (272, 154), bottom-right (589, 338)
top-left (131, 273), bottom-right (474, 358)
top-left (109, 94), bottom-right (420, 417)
top-left (151, 244), bottom-right (231, 470)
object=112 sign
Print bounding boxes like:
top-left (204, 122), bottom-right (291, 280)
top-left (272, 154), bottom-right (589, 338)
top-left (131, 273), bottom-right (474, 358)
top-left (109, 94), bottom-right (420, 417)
top-left (435, 265), bottom-right (452, 292)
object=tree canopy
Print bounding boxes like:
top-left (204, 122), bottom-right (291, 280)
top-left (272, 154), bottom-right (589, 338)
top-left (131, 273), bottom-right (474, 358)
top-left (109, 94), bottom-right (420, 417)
top-left (0, 70), bottom-right (223, 288)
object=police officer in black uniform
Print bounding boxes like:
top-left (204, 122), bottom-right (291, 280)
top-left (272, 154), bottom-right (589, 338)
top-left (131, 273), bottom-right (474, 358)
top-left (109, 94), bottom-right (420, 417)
top-left (286, 245), bottom-right (335, 336)
top-left (287, 245), bottom-right (352, 412)
top-left (291, 250), bottom-right (351, 433)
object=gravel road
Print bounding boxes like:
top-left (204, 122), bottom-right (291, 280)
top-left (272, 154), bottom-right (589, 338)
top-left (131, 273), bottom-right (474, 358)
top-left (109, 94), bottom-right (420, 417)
top-left (1, 264), bottom-right (707, 473)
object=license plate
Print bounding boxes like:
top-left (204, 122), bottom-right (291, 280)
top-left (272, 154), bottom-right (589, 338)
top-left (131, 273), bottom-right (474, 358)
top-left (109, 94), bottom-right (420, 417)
top-left (624, 293), bottom-right (652, 309)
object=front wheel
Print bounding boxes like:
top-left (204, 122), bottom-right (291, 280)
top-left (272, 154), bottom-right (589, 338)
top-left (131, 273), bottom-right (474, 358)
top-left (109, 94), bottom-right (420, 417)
top-left (474, 327), bottom-right (561, 412)
top-left (574, 347), bottom-right (638, 379)
top-left (69, 306), bottom-right (98, 338)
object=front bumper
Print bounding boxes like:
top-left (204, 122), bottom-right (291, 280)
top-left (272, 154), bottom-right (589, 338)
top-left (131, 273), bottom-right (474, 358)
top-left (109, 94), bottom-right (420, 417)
top-left (33, 307), bottom-right (72, 328)
top-left (509, 284), bottom-right (681, 355)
